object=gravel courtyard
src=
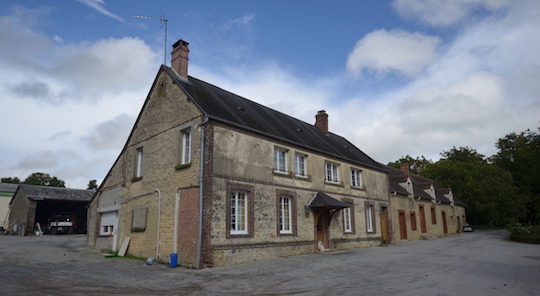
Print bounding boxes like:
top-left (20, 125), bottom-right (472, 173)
top-left (0, 230), bottom-right (538, 296)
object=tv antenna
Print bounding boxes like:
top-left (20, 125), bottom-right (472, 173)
top-left (133, 13), bottom-right (168, 65)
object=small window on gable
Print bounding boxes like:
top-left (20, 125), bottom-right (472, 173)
top-left (180, 129), bottom-right (191, 165)
top-left (295, 153), bottom-right (307, 177)
top-left (135, 147), bottom-right (143, 178)
top-left (325, 162), bottom-right (339, 184)
top-left (350, 168), bottom-right (362, 188)
top-left (157, 82), bottom-right (166, 97)
top-left (274, 148), bottom-right (288, 174)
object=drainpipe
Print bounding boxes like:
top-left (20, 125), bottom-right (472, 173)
top-left (196, 117), bottom-right (208, 269)
top-left (154, 189), bottom-right (162, 260)
top-left (173, 190), bottom-right (181, 254)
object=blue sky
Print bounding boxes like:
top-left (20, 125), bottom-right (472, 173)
top-left (1, 0), bottom-right (539, 188)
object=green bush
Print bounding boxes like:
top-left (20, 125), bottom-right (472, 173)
top-left (508, 224), bottom-right (540, 243)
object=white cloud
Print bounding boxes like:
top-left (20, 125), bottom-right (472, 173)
top-left (346, 29), bottom-right (441, 77)
top-left (76, 0), bottom-right (126, 23)
top-left (225, 13), bottom-right (255, 29)
top-left (84, 114), bottom-right (135, 150)
top-left (0, 8), bottom-right (158, 103)
top-left (392, 0), bottom-right (510, 27)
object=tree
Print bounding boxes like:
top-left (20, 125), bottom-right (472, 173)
top-left (22, 172), bottom-right (66, 187)
top-left (387, 155), bottom-right (432, 175)
top-left (423, 147), bottom-right (524, 226)
top-left (491, 128), bottom-right (540, 224)
top-left (1, 177), bottom-right (21, 184)
top-left (87, 179), bottom-right (98, 190)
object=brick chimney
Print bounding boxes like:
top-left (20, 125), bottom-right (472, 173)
top-left (400, 163), bottom-right (410, 175)
top-left (315, 110), bottom-right (329, 134)
top-left (171, 40), bottom-right (190, 79)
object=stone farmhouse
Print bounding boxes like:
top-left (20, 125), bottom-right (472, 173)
top-left (387, 164), bottom-right (467, 242)
top-left (88, 40), bottom-right (467, 268)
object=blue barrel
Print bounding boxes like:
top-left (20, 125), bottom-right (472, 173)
top-left (169, 253), bottom-right (178, 268)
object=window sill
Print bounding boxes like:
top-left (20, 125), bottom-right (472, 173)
top-left (175, 163), bottom-right (192, 170)
top-left (97, 234), bottom-right (113, 237)
top-left (228, 233), bottom-right (251, 238)
top-left (131, 176), bottom-right (142, 183)
top-left (273, 171), bottom-right (293, 178)
top-left (325, 180), bottom-right (344, 187)
top-left (351, 185), bottom-right (366, 191)
top-left (293, 174), bottom-right (312, 181)
top-left (343, 231), bottom-right (355, 235)
top-left (131, 227), bottom-right (146, 233)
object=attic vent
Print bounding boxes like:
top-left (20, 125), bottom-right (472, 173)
top-left (237, 106), bottom-right (246, 111)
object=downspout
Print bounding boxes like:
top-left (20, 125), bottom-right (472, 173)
top-left (173, 190), bottom-right (181, 254)
top-left (196, 116), bottom-right (208, 269)
top-left (154, 189), bottom-right (162, 260)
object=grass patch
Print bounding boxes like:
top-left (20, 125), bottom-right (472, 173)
top-left (508, 224), bottom-right (540, 244)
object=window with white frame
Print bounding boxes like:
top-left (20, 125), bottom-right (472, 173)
top-left (100, 211), bottom-right (117, 235)
top-left (351, 168), bottom-right (362, 188)
top-left (366, 205), bottom-right (374, 233)
top-left (135, 147), bottom-right (143, 178)
top-left (181, 129), bottom-right (191, 164)
top-left (295, 153), bottom-right (307, 177)
top-left (274, 148), bottom-right (288, 173)
top-left (325, 162), bottom-right (339, 183)
top-left (230, 191), bottom-right (248, 235)
top-left (343, 206), bottom-right (352, 233)
top-left (279, 195), bottom-right (293, 234)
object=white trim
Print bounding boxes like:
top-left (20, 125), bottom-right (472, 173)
top-left (274, 148), bottom-right (288, 174)
top-left (343, 207), bottom-right (352, 233)
top-left (366, 205), bottom-right (374, 233)
top-left (230, 191), bottom-right (248, 235)
top-left (325, 162), bottom-right (339, 183)
top-left (279, 195), bottom-right (293, 234)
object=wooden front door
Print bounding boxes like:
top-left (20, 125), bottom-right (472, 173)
top-left (380, 206), bottom-right (390, 242)
top-left (314, 209), bottom-right (329, 249)
top-left (442, 211), bottom-right (448, 234)
top-left (419, 205), bottom-right (427, 233)
top-left (398, 210), bottom-right (408, 240)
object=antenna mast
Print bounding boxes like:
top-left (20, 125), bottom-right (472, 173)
top-left (133, 13), bottom-right (168, 65)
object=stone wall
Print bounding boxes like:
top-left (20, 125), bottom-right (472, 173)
top-left (391, 194), bottom-right (467, 243)
top-left (208, 126), bottom-right (390, 266)
top-left (89, 69), bottom-right (204, 263)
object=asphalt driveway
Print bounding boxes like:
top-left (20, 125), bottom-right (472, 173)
top-left (0, 230), bottom-right (538, 295)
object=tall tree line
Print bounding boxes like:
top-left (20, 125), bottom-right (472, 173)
top-left (388, 127), bottom-right (540, 227)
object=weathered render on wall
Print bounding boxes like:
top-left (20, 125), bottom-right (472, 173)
top-left (208, 125), bottom-right (390, 266)
top-left (89, 69), bottom-right (205, 266)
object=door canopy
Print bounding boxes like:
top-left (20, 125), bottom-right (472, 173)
top-left (309, 192), bottom-right (349, 209)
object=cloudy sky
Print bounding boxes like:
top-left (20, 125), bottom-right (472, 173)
top-left (1, 0), bottom-right (539, 188)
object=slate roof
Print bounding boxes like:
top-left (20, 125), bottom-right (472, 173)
top-left (309, 192), bottom-right (350, 209)
top-left (16, 184), bottom-right (94, 202)
top-left (165, 66), bottom-right (386, 172)
top-left (384, 165), bottom-right (466, 206)
top-left (0, 183), bottom-right (19, 194)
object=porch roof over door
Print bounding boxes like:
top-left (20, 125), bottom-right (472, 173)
top-left (309, 192), bottom-right (349, 209)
